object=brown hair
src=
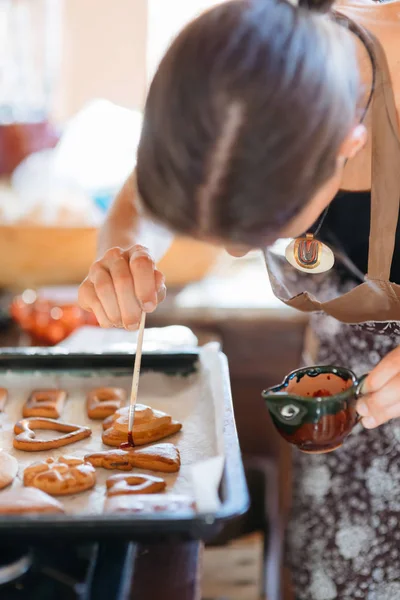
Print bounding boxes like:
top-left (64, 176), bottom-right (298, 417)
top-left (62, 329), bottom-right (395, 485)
top-left (136, 0), bottom-right (361, 247)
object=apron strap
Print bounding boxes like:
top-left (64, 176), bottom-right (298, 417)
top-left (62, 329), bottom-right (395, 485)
top-left (367, 32), bottom-right (400, 281)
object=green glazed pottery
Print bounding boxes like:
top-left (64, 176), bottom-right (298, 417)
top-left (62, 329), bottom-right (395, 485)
top-left (262, 366), bottom-right (367, 454)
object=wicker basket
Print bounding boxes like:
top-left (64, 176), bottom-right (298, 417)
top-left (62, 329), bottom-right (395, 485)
top-left (0, 225), bottom-right (220, 291)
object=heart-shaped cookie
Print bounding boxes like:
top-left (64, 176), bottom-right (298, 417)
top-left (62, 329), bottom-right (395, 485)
top-left (102, 405), bottom-right (182, 447)
top-left (13, 418), bottom-right (92, 451)
top-left (106, 473), bottom-right (166, 496)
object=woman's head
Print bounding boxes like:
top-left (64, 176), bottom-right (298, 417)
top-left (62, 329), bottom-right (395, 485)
top-left (136, 0), bottom-right (366, 252)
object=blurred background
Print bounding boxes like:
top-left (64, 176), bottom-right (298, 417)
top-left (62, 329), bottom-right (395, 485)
top-left (0, 3), bottom-right (305, 598)
top-left (1, 0), bottom-right (286, 349)
top-left (0, 0), bottom-right (233, 345)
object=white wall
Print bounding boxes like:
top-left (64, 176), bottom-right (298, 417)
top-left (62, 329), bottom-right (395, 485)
top-left (54, 0), bottom-right (223, 122)
top-left (55, 0), bottom-right (147, 121)
top-left (147, 0), bottom-right (223, 82)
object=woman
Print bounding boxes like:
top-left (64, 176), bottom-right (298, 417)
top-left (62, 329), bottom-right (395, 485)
top-left (79, 1), bottom-right (400, 598)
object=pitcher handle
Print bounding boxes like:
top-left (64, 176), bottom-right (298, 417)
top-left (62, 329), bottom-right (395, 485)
top-left (356, 373), bottom-right (369, 398)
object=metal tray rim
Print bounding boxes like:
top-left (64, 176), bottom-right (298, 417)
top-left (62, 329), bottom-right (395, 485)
top-left (0, 346), bottom-right (249, 540)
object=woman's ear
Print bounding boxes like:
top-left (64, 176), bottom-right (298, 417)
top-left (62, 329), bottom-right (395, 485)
top-left (339, 124), bottom-right (367, 160)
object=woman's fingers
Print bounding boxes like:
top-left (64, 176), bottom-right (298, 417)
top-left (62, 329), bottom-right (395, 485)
top-left (155, 269), bottom-right (167, 304)
top-left (107, 253), bottom-right (141, 330)
top-left (89, 257), bottom-right (122, 326)
top-left (357, 345), bottom-right (400, 428)
top-left (129, 246), bottom-right (158, 312)
top-left (357, 371), bottom-right (400, 428)
top-left (362, 345), bottom-right (400, 394)
top-left (78, 280), bottom-right (113, 328)
top-left (78, 245), bottom-right (166, 329)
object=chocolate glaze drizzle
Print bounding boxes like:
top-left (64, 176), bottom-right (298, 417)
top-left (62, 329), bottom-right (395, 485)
top-left (120, 431), bottom-right (135, 449)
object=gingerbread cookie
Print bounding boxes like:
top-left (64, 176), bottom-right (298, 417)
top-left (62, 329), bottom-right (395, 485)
top-left (0, 451), bottom-right (18, 489)
top-left (85, 443), bottom-right (181, 473)
top-left (87, 387), bottom-right (126, 419)
top-left (0, 388), bottom-right (8, 412)
top-left (23, 389), bottom-right (67, 419)
top-left (85, 449), bottom-right (133, 471)
top-left (106, 473), bottom-right (166, 496)
top-left (102, 405), bottom-right (182, 447)
top-left (104, 494), bottom-right (195, 515)
top-left (0, 487), bottom-right (65, 514)
top-left (13, 418), bottom-right (92, 451)
top-left (24, 456), bottom-right (96, 496)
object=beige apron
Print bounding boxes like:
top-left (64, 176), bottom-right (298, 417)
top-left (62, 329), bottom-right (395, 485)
top-left (268, 22), bottom-right (400, 600)
top-left (265, 27), bottom-right (400, 324)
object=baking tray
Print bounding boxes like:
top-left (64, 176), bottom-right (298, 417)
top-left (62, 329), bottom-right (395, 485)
top-left (0, 346), bottom-right (249, 542)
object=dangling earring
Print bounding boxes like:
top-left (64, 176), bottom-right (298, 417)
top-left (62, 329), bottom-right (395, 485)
top-left (285, 207), bottom-right (334, 274)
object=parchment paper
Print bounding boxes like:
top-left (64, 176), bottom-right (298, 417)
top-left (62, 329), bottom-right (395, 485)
top-left (0, 344), bottom-right (226, 516)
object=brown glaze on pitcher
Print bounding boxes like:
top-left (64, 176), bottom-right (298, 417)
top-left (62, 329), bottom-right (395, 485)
top-left (262, 366), bottom-right (367, 453)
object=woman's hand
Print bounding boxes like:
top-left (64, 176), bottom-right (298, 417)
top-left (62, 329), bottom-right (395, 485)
top-left (78, 245), bottom-right (166, 330)
top-left (356, 346), bottom-right (400, 428)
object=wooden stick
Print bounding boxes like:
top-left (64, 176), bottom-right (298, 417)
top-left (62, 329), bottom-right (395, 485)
top-left (128, 311), bottom-right (146, 434)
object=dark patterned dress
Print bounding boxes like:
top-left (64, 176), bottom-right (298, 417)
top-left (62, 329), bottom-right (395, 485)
top-left (288, 307), bottom-right (400, 600)
top-left (274, 192), bottom-right (400, 599)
